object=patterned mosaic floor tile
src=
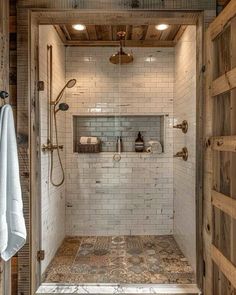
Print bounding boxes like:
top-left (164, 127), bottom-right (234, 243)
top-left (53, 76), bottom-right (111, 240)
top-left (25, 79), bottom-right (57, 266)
top-left (43, 235), bottom-right (195, 284)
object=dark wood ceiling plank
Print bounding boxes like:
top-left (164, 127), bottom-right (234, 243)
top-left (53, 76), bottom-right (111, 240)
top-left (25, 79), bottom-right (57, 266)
top-left (126, 25), bottom-right (132, 40)
top-left (174, 25), bottom-right (187, 41)
top-left (54, 25), bottom-right (67, 43)
top-left (145, 25), bottom-right (162, 40)
top-left (159, 25), bottom-right (172, 41)
top-left (132, 25), bottom-right (148, 40)
top-left (168, 25), bottom-right (181, 40)
top-left (96, 25), bottom-right (111, 40)
top-left (86, 25), bottom-right (97, 41)
top-left (62, 25), bottom-right (72, 40)
top-left (68, 25), bottom-right (89, 41)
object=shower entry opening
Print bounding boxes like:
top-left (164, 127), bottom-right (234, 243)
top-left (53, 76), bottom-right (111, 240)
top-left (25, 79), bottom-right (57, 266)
top-left (28, 8), bottom-right (205, 295)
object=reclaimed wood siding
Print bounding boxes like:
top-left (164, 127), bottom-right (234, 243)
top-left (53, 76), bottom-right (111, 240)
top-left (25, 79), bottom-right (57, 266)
top-left (0, 0), bottom-right (9, 294)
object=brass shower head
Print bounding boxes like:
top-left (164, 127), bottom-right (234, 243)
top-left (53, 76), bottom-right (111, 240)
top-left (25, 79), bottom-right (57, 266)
top-left (109, 31), bottom-right (134, 65)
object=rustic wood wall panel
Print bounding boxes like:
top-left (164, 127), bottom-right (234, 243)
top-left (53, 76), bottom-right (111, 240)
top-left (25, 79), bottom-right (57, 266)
top-left (204, 2), bottom-right (236, 294)
top-left (0, 0), bottom-right (9, 293)
top-left (17, 0), bottom-right (216, 10)
top-left (17, 8), bottom-right (31, 295)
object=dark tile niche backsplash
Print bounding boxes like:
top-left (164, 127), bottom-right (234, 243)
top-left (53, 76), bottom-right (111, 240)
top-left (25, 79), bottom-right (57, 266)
top-left (73, 115), bottom-right (164, 153)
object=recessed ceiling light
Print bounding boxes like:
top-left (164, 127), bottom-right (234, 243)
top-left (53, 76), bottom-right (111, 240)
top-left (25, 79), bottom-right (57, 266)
top-left (72, 24), bottom-right (86, 31)
top-left (155, 24), bottom-right (169, 31)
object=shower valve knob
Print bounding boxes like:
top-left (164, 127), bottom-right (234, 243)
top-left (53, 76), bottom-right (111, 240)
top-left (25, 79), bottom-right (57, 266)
top-left (173, 147), bottom-right (188, 161)
top-left (42, 143), bottom-right (64, 152)
top-left (173, 120), bottom-right (188, 133)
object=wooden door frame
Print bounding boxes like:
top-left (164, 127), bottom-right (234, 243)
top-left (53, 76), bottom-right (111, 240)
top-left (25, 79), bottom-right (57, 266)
top-left (17, 8), bottom-right (206, 294)
top-left (0, 0), bottom-right (11, 294)
top-left (203, 1), bottom-right (236, 294)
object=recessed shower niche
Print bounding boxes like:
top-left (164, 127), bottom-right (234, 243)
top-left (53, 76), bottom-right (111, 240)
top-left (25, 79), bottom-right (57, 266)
top-left (73, 115), bottom-right (167, 153)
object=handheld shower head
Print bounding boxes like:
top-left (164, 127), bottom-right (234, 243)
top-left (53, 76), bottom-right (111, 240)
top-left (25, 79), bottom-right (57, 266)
top-left (66, 79), bottom-right (76, 88)
top-left (52, 79), bottom-right (77, 106)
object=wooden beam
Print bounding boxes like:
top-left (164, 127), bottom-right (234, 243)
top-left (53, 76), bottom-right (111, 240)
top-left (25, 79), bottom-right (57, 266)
top-left (212, 67), bottom-right (236, 96)
top-left (62, 25), bottom-right (71, 40)
top-left (168, 25), bottom-right (181, 40)
top-left (211, 245), bottom-right (236, 289)
top-left (54, 25), bottom-right (67, 43)
top-left (65, 40), bottom-right (176, 47)
top-left (212, 190), bottom-right (236, 219)
top-left (217, 0), bottom-right (231, 6)
top-left (174, 25), bottom-right (187, 41)
top-left (211, 136), bottom-right (236, 152)
top-left (209, 0), bottom-right (236, 40)
top-left (35, 11), bottom-right (199, 26)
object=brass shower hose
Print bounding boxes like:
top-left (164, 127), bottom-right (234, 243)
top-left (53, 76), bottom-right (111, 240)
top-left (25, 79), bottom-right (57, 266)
top-left (48, 44), bottom-right (65, 187)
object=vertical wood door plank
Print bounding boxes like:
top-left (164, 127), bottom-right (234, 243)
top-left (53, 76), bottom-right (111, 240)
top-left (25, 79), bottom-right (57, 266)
top-left (203, 29), bottom-right (214, 295)
top-left (206, 3), bottom-right (236, 294)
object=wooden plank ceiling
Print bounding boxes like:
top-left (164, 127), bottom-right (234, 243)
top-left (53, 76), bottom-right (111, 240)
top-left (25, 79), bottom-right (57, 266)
top-left (55, 24), bottom-right (187, 47)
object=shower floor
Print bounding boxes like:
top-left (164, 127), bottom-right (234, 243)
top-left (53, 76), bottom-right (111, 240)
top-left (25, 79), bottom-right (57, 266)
top-left (43, 235), bottom-right (195, 284)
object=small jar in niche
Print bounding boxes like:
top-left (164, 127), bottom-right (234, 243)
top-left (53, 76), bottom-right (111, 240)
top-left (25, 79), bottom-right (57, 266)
top-left (135, 132), bottom-right (144, 152)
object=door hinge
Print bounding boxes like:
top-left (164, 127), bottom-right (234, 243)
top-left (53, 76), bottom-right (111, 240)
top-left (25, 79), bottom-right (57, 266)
top-left (203, 259), bottom-right (206, 277)
top-left (37, 250), bottom-right (45, 261)
top-left (37, 81), bottom-right (45, 91)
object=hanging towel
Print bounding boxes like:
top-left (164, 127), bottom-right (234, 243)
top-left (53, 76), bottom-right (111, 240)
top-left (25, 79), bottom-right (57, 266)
top-left (0, 104), bottom-right (27, 261)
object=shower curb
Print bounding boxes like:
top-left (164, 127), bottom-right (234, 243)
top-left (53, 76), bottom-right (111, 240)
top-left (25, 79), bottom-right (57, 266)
top-left (36, 283), bottom-right (201, 295)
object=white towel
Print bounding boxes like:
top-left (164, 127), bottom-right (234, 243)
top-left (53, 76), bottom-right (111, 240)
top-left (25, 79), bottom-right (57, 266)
top-left (0, 104), bottom-right (27, 261)
top-left (80, 136), bottom-right (98, 144)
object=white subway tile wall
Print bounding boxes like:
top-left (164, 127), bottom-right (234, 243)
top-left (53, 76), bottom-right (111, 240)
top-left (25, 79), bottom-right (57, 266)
top-left (39, 26), bottom-right (66, 274)
top-left (39, 27), bottom-right (197, 271)
top-left (65, 47), bottom-right (174, 236)
top-left (173, 26), bottom-right (196, 271)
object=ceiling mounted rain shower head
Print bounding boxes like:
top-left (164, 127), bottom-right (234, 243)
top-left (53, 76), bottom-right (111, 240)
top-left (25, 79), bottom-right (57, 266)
top-left (109, 31), bottom-right (134, 65)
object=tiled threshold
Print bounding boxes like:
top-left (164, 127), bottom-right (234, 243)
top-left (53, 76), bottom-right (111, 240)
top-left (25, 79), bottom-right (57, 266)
top-left (36, 283), bottom-right (201, 294)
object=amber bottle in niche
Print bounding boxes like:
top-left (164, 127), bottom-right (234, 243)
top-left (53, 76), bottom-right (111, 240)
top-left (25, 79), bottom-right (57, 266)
top-left (135, 132), bottom-right (144, 152)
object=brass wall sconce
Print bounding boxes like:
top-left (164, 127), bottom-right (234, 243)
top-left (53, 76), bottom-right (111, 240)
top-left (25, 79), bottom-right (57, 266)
top-left (174, 147), bottom-right (188, 161)
top-left (173, 120), bottom-right (188, 134)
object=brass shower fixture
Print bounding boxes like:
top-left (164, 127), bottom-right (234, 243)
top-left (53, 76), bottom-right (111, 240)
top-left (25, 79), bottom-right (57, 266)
top-left (174, 147), bottom-right (188, 161)
top-left (109, 31), bottom-right (133, 64)
top-left (173, 120), bottom-right (188, 133)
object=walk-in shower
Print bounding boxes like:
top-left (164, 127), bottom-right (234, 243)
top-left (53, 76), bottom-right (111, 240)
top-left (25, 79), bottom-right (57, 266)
top-left (38, 22), bottom-right (198, 291)
top-left (41, 44), bottom-right (76, 186)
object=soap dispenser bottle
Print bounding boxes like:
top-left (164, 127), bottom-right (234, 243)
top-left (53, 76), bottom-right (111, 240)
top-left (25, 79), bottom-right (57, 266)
top-left (116, 136), bottom-right (123, 153)
top-left (135, 132), bottom-right (144, 152)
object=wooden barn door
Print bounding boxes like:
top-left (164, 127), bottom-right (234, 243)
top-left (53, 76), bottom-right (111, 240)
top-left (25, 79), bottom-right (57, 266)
top-left (204, 1), bottom-right (236, 295)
